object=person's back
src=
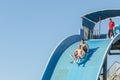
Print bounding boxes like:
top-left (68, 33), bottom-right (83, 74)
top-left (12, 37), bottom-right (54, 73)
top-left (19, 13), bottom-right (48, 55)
top-left (109, 20), bottom-right (115, 30)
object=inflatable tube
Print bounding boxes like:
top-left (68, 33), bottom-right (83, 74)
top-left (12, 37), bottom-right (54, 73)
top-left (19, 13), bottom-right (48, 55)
top-left (113, 25), bottom-right (120, 36)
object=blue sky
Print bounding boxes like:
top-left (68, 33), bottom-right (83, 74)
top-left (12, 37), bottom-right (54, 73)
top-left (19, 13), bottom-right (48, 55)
top-left (0, 0), bottom-right (120, 80)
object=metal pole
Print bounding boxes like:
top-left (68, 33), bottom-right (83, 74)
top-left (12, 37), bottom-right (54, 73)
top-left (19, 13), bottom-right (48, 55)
top-left (99, 17), bottom-right (101, 38)
top-left (103, 55), bottom-right (107, 80)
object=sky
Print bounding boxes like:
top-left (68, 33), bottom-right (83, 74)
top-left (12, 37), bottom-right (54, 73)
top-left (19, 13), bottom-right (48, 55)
top-left (0, 0), bottom-right (120, 80)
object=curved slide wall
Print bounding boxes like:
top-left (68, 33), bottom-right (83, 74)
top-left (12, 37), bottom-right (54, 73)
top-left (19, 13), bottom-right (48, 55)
top-left (41, 34), bottom-right (120, 80)
top-left (41, 34), bottom-right (83, 80)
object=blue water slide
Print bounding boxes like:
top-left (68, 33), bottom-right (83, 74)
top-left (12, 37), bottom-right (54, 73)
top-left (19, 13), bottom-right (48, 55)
top-left (41, 34), bottom-right (83, 80)
top-left (41, 34), bottom-right (120, 80)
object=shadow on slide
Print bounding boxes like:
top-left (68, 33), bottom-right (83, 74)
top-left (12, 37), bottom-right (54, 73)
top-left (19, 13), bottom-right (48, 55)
top-left (78, 47), bottom-right (99, 67)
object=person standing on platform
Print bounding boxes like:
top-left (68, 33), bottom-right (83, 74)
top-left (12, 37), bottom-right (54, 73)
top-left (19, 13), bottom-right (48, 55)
top-left (108, 18), bottom-right (115, 38)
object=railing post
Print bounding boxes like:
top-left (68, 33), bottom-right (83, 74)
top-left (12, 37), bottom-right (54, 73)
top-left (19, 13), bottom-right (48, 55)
top-left (103, 55), bottom-right (107, 80)
top-left (98, 17), bottom-right (101, 39)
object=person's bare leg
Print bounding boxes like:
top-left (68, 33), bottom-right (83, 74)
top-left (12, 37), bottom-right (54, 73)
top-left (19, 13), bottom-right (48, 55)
top-left (70, 51), bottom-right (78, 64)
top-left (70, 58), bottom-right (75, 63)
top-left (81, 51), bottom-right (85, 58)
top-left (76, 56), bottom-right (81, 64)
